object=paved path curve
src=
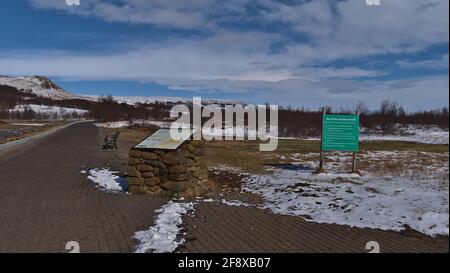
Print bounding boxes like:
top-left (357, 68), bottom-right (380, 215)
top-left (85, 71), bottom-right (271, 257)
top-left (0, 122), bottom-right (447, 253)
top-left (0, 122), bottom-right (166, 252)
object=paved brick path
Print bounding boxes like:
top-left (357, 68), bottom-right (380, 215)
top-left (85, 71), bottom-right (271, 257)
top-left (0, 122), bottom-right (447, 253)
top-left (182, 204), bottom-right (448, 253)
top-left (0, 122), bottom-right (166, 252)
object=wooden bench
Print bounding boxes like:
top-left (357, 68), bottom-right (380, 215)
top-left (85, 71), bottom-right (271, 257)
top-left (103, 130), bottom-right (120, 150)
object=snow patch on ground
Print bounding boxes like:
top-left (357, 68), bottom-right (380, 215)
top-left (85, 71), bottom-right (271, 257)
top-left (132, 197), bottom-right (251, 253)
top-left (133, 201), bottom-right (195, 253)
top-left (244, 170), bottom-right (448, 236)
top-left (94, 120), bottom-right (277, 139)
top-left (195, 195), bottom-right (252, 207)
top-left (221, 199), bottom-right (251, 207)
top-left (95, 120), bottom-right (172, 129)
top-left (95, 121), bottom-right (130, 128)
top-left (288, 125), bottom-right (449, 145)
top-left (214, 151), bottom-right (449, 236)
top-left (10, 123), bottom-right (46, 126)
top-left (12, 104), bottom-right (88, 116)
top-left (84, 168), bottom-right (127, 192)
top-left (95, 121), bottom-right (448, 145)
top-left (84, 95), bottom-right (241, 105)
top-left (360, 125), bottom-right (449, 145)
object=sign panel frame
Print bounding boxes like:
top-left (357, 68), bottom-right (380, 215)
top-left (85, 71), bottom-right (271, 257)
top-left (321, 114), bottom-right (360, 152)
top-left (133, 128), bottom-right (193, 150)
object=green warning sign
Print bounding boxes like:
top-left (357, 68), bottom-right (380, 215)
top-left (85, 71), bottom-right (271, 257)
top-left (321, 114), bottom-right (359, 152)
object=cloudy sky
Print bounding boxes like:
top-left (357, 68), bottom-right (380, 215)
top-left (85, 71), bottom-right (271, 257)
top-left (0, 0), bottom-right (448, 110)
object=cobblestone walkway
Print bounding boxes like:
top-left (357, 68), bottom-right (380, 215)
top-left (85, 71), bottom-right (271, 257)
top-left (0, 123), bottom-right (447, 253)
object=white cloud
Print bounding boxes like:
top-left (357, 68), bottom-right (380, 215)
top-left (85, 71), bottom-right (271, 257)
top-left (28, 0), bottom-right (449, 51)
top-left (0, 31), bottom-right (384, 84)
top-left (2, 44), bottom-right (448, 110)
top-left (28, 0), bottom-right (212, 29)
top-left (6, 0), bottom-right (447, 109)
top-left (25, 0), bottom-right (449, 64)
top-left (264, 0), bottom-right (448, 57)
top-left (397, 54), bottom-right (449, 69)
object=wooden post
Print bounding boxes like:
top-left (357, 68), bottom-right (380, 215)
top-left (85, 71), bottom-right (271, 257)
top-left (351, 152), bottom-right (357, 173)
top-left (352, 109), bottom-right (361, 173)
top-left (318, 107), bottom-right (326, 172)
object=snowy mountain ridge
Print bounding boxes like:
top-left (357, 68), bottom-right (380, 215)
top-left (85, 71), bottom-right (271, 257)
top-left (0, 76), bottom-right (242, 105)
top-left (0, 75), bottom-right (81, 100)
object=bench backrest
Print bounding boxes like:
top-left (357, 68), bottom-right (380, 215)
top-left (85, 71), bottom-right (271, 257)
top-left (105, 131), bottom-right (120, 143)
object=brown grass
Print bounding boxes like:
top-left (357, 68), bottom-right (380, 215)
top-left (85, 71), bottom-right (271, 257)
top-left (112, 128), bottom-right (449, 178)
top-left (0, 120), bottom-right (66, 144)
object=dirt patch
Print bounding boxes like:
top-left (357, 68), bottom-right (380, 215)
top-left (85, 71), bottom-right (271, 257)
top-left (208, 169), bottom-right (264, 206)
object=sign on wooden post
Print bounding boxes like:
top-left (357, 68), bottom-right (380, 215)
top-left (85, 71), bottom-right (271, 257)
top-left (318, 111), bottom-right (360, 173)
top-left (321, 114), bottom-right (359, 152)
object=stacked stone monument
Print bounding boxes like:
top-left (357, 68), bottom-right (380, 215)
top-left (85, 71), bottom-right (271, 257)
top-left (127, 140), bottom-right (210, 197)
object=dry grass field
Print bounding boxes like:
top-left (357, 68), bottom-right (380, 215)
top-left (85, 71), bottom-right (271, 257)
top-left (108, 126), bottom-right (449, 181)
top-left (0, 120), bottom-right (66, 144)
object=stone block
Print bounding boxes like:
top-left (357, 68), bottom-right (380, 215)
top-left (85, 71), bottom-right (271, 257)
top-left (128, 186), bottom-right (147, 194)
top-left (144, 160), bottom-right (166, 169)
top-left (129, 158), bottom-right (142, 166)
top-left (127, 177), bottom-right (144, 186)
top-left (168, 165), bottom-right (189, 174)
top-left (129, 150), bottom-right (142, 158)
top-left (136, 164), bottom-right (154, 172)
top-left (142, 151), bottom-right (158, 160)
top-left (141, 171), bottom-right (155, 178)
top-left (144, 177), bottom-right (160, 186)
top-left (147, 185), bottom-right (161, 193)
top-left (127, 166), bottom-right (141, 178)
top-left (168, 173), bottom-right (191, 181)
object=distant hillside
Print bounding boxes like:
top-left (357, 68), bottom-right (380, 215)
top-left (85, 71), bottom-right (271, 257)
top-left (0, 76), bottom-right (87, 100)
top-left (0, 76), bottom-right (242, 105)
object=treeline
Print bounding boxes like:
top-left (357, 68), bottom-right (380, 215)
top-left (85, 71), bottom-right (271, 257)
top-left (177, 100), bottom-right (448, 137)
top-left (3, 108), bottom-right (88, 120)
top-left (0, 84), bottom-right (91, 119)
top-left (278, 100), bottom-right (449, 137)
top-left (91, 95), bottom-right (173, 122)
top-left (0, 85), bottom-right (173, 121)
top-left (1, 84), bottom-right (448, 137)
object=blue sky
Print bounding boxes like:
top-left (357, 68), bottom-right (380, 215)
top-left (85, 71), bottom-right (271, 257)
top-left (0, 0), bottom-right (448, 110)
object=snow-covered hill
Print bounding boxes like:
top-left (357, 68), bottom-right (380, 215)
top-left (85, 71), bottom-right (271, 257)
top-left (1, 76), bottom-right (241, 105)
top-left (84, 95), bottom-right (242, 105)
top-left (0, 76), bottom-right (82, 100)
top-left (12, 104), bottom-right (89, 116)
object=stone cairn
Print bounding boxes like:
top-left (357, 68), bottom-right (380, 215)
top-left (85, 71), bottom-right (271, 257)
top-left (127, 140), bottom-right (210, 198)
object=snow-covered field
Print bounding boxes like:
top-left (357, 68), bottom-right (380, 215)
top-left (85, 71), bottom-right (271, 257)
top-left (12, 104), bottom-right (88, 116)
top-left (95, 120), bottom-right (275, 138)
top-left (360, 125), bottom-right (449, 145)
top-left (83, 168), bottom-right (127, 192)
top-left (84, 95), bottom-right (241, 105)
top-left (94, 120), bottom-right (448, 144)
top-left (95, 120), bottom-right (171, 129)
top-left (10, 123), bottom-right (46, 126)
top-left (95, 121), bottom-right (131, 129)
top-left (211, 151), bottom-right (449, 237)
top-left (133, 201), bottom-right (195, 253)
